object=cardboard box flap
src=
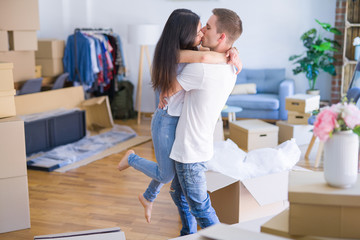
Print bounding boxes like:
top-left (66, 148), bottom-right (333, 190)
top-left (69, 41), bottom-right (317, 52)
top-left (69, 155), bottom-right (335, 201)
top-left (199, 223), bottom-right (289, 240)
top-left (288, 171), bottom-right (360, 206)
top-left (206, 171), bottom-right (239, 193)
top-left (34, 227), bottom-right (125, 240)
top-left (0, 62), bottom-right (13, 69)
top-left (80, 96), bottom-right (114, 131)
top-left (243, 171), bottom-right (288, 206)
top-left (0, 89), bottom-right (16, 97)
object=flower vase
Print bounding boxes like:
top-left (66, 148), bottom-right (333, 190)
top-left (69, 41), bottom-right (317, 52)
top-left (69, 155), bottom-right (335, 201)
top-left (355, 45), bottom-right (360, 61)
top-left (323, 130), bottom-right (359, 188)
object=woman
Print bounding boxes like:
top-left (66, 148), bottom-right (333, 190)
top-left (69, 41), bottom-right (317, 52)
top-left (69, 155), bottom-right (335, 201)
top-left (118, 9), bottom-right (239, 223)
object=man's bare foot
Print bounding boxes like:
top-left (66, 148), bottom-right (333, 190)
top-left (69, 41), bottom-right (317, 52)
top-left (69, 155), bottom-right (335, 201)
top-left (138, 194), bottom-right (153, 223)
top-left (117, 150), bottom-right (135, 171)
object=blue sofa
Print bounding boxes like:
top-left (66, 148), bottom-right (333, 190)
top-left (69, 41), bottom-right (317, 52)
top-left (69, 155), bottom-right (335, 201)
top-left (223, 68), bottom-right (295, 121)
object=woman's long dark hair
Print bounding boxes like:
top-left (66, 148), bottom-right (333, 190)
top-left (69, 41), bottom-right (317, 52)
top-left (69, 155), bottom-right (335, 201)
top-left (152, 9), bottom-right (200, 94)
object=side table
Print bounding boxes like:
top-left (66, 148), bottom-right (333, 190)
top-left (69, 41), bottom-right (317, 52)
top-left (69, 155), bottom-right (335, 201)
top-left (222, 105), bottom-right (243, 122)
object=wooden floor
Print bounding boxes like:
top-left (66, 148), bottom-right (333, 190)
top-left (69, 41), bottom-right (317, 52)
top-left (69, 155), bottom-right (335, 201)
top-left (1, 117), bottom-right (324, 240)
top-left (0, 117), bottom-right (182, 240)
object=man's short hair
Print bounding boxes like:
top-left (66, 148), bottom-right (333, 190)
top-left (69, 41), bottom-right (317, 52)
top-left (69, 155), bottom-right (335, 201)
top-left (212, 8), bottom-right (243, 45)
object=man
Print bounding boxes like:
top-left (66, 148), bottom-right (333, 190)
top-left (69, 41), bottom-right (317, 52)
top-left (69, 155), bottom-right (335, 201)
top-left (169, 8), bottom-right (243, 236)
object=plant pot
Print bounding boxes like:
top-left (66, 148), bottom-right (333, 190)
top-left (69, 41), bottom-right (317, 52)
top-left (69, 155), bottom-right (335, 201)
top-left (323, 130), bottom-right (359, 188)
top-left (355, 45), bottom-right (360, 61)
top-left (306, 89), bottom-right (320, 96)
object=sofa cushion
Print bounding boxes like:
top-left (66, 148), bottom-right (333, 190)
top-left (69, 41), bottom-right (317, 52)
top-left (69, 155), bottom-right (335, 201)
top-left (226, 93), bottom-right (279, 110)
top-left (235, 68), bottom-right (285, 94)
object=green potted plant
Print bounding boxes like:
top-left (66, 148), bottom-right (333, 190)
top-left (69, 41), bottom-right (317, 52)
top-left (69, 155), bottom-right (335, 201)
top-left (289, 19), bottom-right (342, 95)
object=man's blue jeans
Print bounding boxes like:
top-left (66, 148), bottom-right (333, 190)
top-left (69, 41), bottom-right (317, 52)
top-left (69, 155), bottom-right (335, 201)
top-left (128, 108), bottom-right (178, 202)
top-left (170, 161), bottom-right (219, 236)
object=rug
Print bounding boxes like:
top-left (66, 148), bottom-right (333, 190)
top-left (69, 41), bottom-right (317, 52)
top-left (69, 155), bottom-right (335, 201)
top-left (26, 125), bottom-right (151, 172)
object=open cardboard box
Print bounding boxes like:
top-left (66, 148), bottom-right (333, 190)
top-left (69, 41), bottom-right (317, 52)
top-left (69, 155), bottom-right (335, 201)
top-left (15, 86), bottom-right (113, 133)
top-left (34, 227), bottom-right (126, 240)
top-left (206, 170), bottom-right (289, 224)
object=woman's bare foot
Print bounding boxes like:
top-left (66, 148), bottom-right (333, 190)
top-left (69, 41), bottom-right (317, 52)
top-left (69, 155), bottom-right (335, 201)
top-left (117, 150), bottom-right (135, 171)
top-left (138, 194), bottom-right (153, 223)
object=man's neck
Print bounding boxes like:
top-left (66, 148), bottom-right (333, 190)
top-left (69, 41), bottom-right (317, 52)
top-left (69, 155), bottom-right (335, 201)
top-left (211, 44), bottom-right (232, 53)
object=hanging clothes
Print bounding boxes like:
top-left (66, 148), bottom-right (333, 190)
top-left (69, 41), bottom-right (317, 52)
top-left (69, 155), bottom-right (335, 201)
top-left (63, 29), bottom-right (126, 95)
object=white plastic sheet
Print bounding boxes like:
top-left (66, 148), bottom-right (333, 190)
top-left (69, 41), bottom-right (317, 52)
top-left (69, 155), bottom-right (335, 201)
top-left (207, 139), bottom-right (301, 180)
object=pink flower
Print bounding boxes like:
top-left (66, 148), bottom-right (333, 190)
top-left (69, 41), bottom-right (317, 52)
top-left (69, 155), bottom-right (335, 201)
top-left (313, 108), bottom-right (337, 142)
top-left (343, 103), bottom-right (360, 129)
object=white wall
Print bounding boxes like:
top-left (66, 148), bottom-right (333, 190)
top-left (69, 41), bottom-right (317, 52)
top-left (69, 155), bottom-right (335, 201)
top-left (38, 0), bottom-right (336, 112)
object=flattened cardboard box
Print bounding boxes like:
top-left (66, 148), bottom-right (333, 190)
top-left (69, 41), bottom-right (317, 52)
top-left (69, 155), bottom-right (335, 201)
top-left (0, 175), bottom-right (30, 233)
top-left (288, 171), bottom-right (360, 238)
top-left (229, 119), bottom-right (279, 152)
top-left (0, 117), bottom-right (26, 179)
top-left (34, 227), bottom-right (126, 240)
top-left (171, 223), bottom-right (291, 240)
top-left (285, 94), bottom-right (320, 113)
top-left (276, 121), bottom-right (313, 145)
top-left (206, 170), bottom-right (288, 224)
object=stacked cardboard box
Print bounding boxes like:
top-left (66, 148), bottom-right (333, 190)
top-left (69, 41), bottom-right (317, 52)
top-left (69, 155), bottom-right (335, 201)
top-left (229, 119), bottom-right (279, 152)
top-left (0, 0), bottom-right (39, 83)
top-left (35, 39), bottom-right (65, 77)
top-left (277, 94), bottom-right (320, 146)
top-left (261, 171), bottom-right (360, 239)
top-left (0, 62), bottom-right (16, 118)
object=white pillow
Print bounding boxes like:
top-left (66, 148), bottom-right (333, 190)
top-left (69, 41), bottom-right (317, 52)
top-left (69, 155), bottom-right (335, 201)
top-left (231, 83), bottom-right (257, 95)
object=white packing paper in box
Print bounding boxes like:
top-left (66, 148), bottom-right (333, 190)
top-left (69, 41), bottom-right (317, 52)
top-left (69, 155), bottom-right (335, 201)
top-left (34, 227), bottom-right (125, 240)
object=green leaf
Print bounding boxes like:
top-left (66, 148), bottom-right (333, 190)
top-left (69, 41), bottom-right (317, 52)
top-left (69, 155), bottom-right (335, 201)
top-left (322, 64), bottom-right (336, 76)
top-left (329, 27), bottom-right (342, 35)
top-left (324, 38), bottom-right (341, 48)
top-left (353, 126), bottom-right (360, 136)
top-left (289, 54), bottom-right (303, 61)
top-left (301, 29), bottom-right (316, 41)
top-left (316, 19), bottom-right (331, 30)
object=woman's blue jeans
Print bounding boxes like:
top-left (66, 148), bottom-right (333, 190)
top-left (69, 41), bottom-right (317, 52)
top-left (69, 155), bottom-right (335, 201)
top-left (128, 108), bottom-right (178, 202)
top-left (170, 161), bottom-right (220, 236)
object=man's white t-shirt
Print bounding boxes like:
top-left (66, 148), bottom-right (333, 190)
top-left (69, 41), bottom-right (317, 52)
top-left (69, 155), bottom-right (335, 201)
top-left (170, 63), bottom-right (236, 163)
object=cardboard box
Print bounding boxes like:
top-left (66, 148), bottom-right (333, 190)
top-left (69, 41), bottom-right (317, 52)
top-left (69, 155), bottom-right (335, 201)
top-left (276, 121), bottom-right (313, 145)
top-left (261, 209), bottom-right (301, 239)
top-left (34, 227), bottom-right (126, 240)
top-left (0, 90), bottom-right (16, 119)
top-left (35, 65), bottom-right (41, 78)
top-left (288, 171), bottom-right (360, 238)
top-left (0, 51), bottom-right (35, 82)
top-left (206, 170), bottom-right (289, 224)
top-left (0, 62), bottom-right (14, 92)
top-left (0, 175), bottom-right (30, 233)
top-left (81, 96), bottom-right (114, 131)
top-left (287, 111), bottom-right (312, 125)
top-left (0, 0), bottom-right (40, 30)
top-left (0, 31), bottom-right (8, 51)
top-left (35, 58), bottom-right (63, 77)
top-left (35, 39), bottom-right (65, 59)
top-left (171, 223), bottom-right (291, 240)
top-left (8, 31), bottom-right (37, 51)
top-left (15, 86), bottom-right (113, 132)
top-left (285, 94), bottom-right (320, 113)
top-left (229, 119), bottom-right (279, 151)
top-left (0, 117), bottom-right (26, 178)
